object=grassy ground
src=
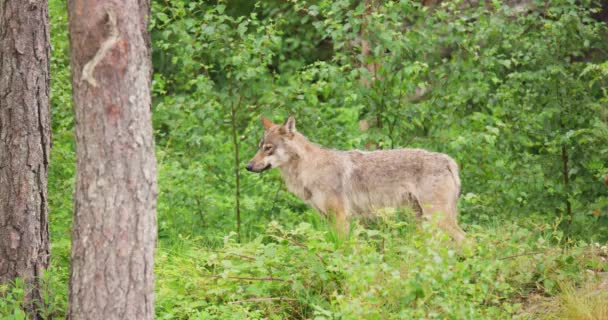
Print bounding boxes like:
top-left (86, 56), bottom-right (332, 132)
top-left (2, 211), bottom-right (606, 319)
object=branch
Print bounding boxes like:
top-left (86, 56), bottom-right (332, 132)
top-left (227, 252), bottom-right (256, 262)
top-left (268, 235), bottom-right (329, 264)
top-left (81, 10), bottom-right (119, 87)
top-left (270, 235), bottom-right (333, 253)
top-left (498, 248), bottom-right (556, 261)
top-left (211, 275), bottom-right (293, 282)
top-left (229, 297), bottom-right (297, 304)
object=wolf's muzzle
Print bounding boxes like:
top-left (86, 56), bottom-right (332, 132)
top-left (245, 163), bottom-right (271, 173)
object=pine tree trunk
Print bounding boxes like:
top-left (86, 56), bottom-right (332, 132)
top-left (0, 1), bottom-right (51, 318)
top-left (66, 1), bottom-right (157, 319)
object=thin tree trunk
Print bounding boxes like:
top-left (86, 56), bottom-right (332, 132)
top-left (359, 0), bottom-right (378, 88)
top-left (67, 1), bottom-right (157, 319)
top-left (556, 74), bottom-right (573, 230)
top-left (561, 145), bottom-right (573, 227)
top-left (0, 1), bottom-right (51, 318)
top-left (230, 96), bottom-right (242, 243)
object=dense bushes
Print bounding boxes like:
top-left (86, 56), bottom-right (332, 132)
top-left (149, 0), bottom-right (608, 241)
top-left (3, 0), bottom-right (606, 319)
top-left (154, 218), bottom-right (607, 319)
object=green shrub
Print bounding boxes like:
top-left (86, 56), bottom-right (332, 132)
top-left (30, 0), bottom-right (608, 318)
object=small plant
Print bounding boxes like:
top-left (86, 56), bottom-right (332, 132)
top-left (0, 278), bottom-right (27, 320)
top-left (552, 279), bottom-right (608, 320)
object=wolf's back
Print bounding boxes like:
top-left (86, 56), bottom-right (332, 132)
top-left (337, 148), bottom-right (460, 214)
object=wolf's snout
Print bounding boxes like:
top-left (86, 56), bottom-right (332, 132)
top-left (245, 163), bottom-right (254, 172)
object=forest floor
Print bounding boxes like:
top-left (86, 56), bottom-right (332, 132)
top-left (26, 215), bottom-right (603, 319)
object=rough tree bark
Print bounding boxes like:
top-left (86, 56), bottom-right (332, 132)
top-left (0, 0), bottom-right (51, 318)
top-left (67, 1), bottom-right (157, 319)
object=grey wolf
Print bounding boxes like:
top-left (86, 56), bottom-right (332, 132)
top-left (246, 116), bottom-right (466, 242)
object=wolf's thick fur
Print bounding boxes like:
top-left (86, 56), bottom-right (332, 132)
top-left (246, 116), bottom-right (466, 242)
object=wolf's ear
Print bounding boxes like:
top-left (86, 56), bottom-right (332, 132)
top-left (261, 115), bottom-right (275, 130)
top-left (283, 116), bottom-right (296, 135)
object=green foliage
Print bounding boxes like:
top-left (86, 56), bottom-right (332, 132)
top-left (0, 279), bottom-right (27, 320)
top-left (0, 271), bottom-right (67, 320)
top-left (154, 218), bottom-right (606, 319)
top-left (146, 0), bottom-right (608, 315)
top-left (48, 0), bottom-right (74, 252)
top-left (148, 0), bottom-right (608, 242)
top-left (4, 0), bottom-right (606, 318)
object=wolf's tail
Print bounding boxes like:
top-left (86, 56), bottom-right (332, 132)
top-left (446, 159), bottom-right (461, 197)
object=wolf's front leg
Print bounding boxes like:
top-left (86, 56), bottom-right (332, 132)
top-left (324, 195), bottom-right (349, 238)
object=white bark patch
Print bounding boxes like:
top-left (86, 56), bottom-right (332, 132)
top-left (9, 228), bottom-right (21, 249)
top-left (81, 11), bottom-right (120, 87)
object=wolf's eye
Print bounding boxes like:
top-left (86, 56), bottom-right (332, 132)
top-left (263, 145), bottom-right (273, 152)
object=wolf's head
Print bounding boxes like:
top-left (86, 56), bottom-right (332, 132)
top-left (246, 115), bottom-right (297, 173)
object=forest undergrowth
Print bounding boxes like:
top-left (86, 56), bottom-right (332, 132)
top-left (2, 0), bottom-right (608, 319)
